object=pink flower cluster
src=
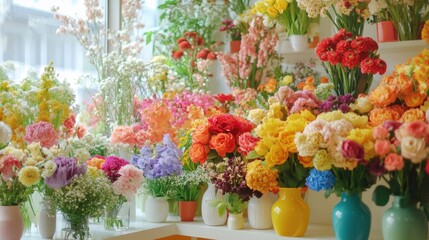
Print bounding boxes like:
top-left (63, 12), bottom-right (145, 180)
top-left (110, 125), bottom-right (148, 147)
top-left (112, 164), bottom-right (144, 201)
top-left (0, 155), bottom-right (21, 181)
top-left (275, 86), bottom-right (322, 114)
top-left (24, 122), bottom-right (59, 148)
top-left (101, 156), bottom-right (130, 183)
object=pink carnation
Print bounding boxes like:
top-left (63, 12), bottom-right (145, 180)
top-left (101, 156), bottom-right (129, 182)
top-left (0, 155), bottom-right (21, 181)
top-left (24, 122), bottom-right (58, 148)
top-left (238, 132), bottom-right (260, 156)
top-left (111, 126), bottom-right (135, 145)
top-left (112, 165), bottom-right (144, 201)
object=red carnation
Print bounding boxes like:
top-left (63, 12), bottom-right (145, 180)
top-left (172, 50), bottom-right (184, 59)
top-left (178, 40), bottom-right (192, 50)
top-left (327, 50), bottom-right (342, 65)
top-left (376, 59), bottom-right (387, 75)
top-left (332, 29), bottom-right (352, 43)
top-left (361, 58), bottom-right (378, 74)
top-left (215, 94), bottom-right (234, 103)
top-left (316, 39), bottom-right (335, 61)
top-left (208, 114), bottom-right (240, 135)
top-left (176, 37), bottom-right (187, 44)
top-left (336, 40), bottom-right (351, 53)
top-left (235, 116), bottom-right (256, 135)
top-left (207, 52), bottom-right (217, 60)
top-left (342, 50), bottom-right (361, 68)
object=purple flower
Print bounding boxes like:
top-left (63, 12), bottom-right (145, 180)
top-left (367, 157), bottom-right (386, 176)
top-left (341, 140), bottom-right (364, 160)
top-left (132, 134), bottom-right (182, 179)
top-left (339, 104), bottom-right (350, 113)
top-left (45, 157), bottom-right (87, 189)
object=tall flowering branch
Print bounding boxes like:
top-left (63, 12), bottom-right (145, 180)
top-left (217, 16), bottom-right (278, 90)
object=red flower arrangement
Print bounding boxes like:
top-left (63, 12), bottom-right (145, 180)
top-left (189, 113), bottom-right (256, 165)
top-left (316, 29), bottom-right (387, 97)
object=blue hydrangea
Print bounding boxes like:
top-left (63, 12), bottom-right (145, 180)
top-left (306, 169), bottom-right (336, 192)
top-left (132, 134), bottom-right (182, 179)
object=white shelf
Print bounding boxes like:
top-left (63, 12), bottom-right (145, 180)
top-left (22, 213), bottom-right (386, 240)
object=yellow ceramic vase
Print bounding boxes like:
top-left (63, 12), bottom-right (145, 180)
top-left (271, 187), bottom-right (310, 237)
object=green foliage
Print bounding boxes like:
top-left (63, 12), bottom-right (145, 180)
top-left (143, 176), bottom-right (174, 198)
top-left (372, 185), bottom-right (392, 207)
top-left (170, 168), bottom-right (208, 201)
top-left (277, 154), bottom-right (309, 188)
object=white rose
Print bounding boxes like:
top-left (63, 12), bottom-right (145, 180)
top-left (42, 160), bottom-right (58, 178)
top-left (400, 137), bottom-right (428, 163)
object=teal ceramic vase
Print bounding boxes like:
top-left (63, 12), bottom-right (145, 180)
top-left (332, 192), bottom-right (371, 240)
top-left (382, 196), bottom-right (428, 240)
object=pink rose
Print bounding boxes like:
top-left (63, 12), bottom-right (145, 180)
top-left (341, 140), bottom-right (364, 160)
top-left (238, 132), bottom-right (260, 156)
top-left (373, 126), bottom-right (389, 140)
top-left (24, 121), bottom-right (58, 148)
top-left (375, 140), bottom-right (391, 156)
top-left (134, 130), bottom-right (148, 147)
top-left (384, 153), bottom-right (404, 171)
top-left (111, 126), bottom-right (136, 145)
top-left (403, 121), bottom-right (429, 140)
top-left (0, 155), bottom-right (21, 181)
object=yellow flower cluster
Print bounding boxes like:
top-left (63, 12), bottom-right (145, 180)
top-left (318, 110), bottom-right (369, 128)
top-left (253, 0), bottom-right (288, 18)
top-left (246, 160), bottom-right (279, 194)
top-left (347, 128), bottom-right (375, 160)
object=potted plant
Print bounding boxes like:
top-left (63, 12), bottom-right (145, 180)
top-left (170, 167), bottom-right (207, 221)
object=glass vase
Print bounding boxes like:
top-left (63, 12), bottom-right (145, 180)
top-left (104, 201), bottom-right (130, 231)
top-left (62, 214), bottom-right (92, 240)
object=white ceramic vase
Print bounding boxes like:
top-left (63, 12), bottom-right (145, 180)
top-left (145, 196), bottom-right (169, 223)
top-left (227, 212), bottom-right (245, 230)
top-left (201, 183), bottom-right (227, 226)
top-left (38, 197), bottom-right (56, 239)
top-left (248, 194), bottom-right (274, 229)
top-left (290, 34), bottom-right (308, 52)
top-left (0, 205), bottom-right (24, 240)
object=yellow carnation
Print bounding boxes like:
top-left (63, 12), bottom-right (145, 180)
top-left (317, 110), bottom-right (343, 122)
top-left (246, 160), bottom-right (279, 194)
top-left (313, 149), bottom-right (332, 170)
top-left (279, 130), bottom-right (297, 153)
top-left (248, 109), bottom-right (267, 124)
top-left (267, 103), bottom-right (285, 120)
top-left (18, 166), bottom-right (40, 187)
top-left (255, 139), bottom-right (272, 156)
top-left (295, 132), bottom-right (323, 156)
top-left (255, 1), bottom-right (267, 14)
top-left (343, 112), bottom-right (369, 128)
top-left (265, 144), bottom-right (288, 166)
top-left (347, 128), bottom-right (373, 145)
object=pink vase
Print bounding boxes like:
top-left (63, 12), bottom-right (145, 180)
top-left (376, 21), bottom-right (398, 42)
top-left (0, 205), bottom-right (24, 240)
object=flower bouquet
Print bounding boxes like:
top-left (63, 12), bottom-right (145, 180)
top-left (132, 134), bottom-right (182, 222)
top-left (316, 29), bottom-right (387, 97)
top-left (100, 156), bottom-right (143, 231)
top-left (372, 121), bottom-right (429, 234)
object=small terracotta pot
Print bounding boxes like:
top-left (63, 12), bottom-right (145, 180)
top-left (376, 21), bottom-right (398, 43)
top-left (0, 205), bottom-right (24, 240)
top-left (230, 40), bottom-right (241, 53)
top-left (179, 201), bottom-right (197, 222)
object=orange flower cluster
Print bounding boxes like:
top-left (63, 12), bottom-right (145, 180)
top-left (368, 49), bottom-right (429, 126)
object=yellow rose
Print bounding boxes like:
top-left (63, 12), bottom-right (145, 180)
top-left (348, 128), bottom-right (373, 145)
top-left (255, 139), bottom-right (271, 156)
top-left (279, 131), bottom-right (297, 153)
top-left (313, 149), bottom-right (332, 170)
top-left (350, 95), bottom-right (374, 114)
top-left (265, 143), bottom-right (288, 166)
top-left (248, 109), bottom-right (267, 124)
top-left (343, 112), bottom-right (369, 128)
top-left (266, 6), bottom-right (279, 17)
top-left (274, 0), bottom-right (287, 12)
top-left (255, 1), bottom-right (267, 14)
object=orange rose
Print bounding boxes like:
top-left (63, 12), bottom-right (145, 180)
top-left (369, 107), bottom-right (401, 127)
top-left (298, 155), bottom-right (313, 168)
top-left (381, 73), bottom-right (413, 99)
top-left (401, 108), bottom-right (425, 122)
top-left (369, 85), bottom-right (397, 107)
top-left (209, 133), bottom-right (236, 157)
top-left (190, 143), bottom-right (210, 164)
top-left (320, 76), bottom-right (329, 83)
top-left (87, 157), bottom-right (106, 169)
top-left (389, 104), bottom-right (407, 116)
top-left (404, 92), bottom-right (426, 108)
top-left (192, 124), bottom-right (210, 144)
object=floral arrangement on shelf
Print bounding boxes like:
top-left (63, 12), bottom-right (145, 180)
top-left (367, 47), bottom-right (429, 126)
top-left (189, 113), bottom-right (255, 165)
top-left (217, 16), bottom-right (279, 90)
top-left (297, 0), bottom-right (372, 36)
top-left (295, 110), bottom-right (377, 196)
top-left (132, 134), bottom-right (182, 198)
top-left (316, 29), bottom-right (387, 97)
top-left (170, 167), bottom-right (208, 202)
top-left (371, 121), bottom-right (429, 212)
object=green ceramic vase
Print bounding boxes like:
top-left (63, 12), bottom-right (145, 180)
top-left (382, 196), bottom-right (428, 240)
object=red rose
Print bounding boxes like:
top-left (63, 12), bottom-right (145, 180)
top-left (208, 114), bottom-right (240, 135)
top-left (215, 94), bottom-right (234, 103)
top-left (327, 50), bottom-right (342, 65)
top-left (172, 50), bottom-right (184, 59)
top-left (178, 40), bottom-right (191, 50)
top-left (342, 50), bottom-right (361, 68)
top-left (238, 132), bottom-right (260, 156)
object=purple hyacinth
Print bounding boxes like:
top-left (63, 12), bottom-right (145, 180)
top-left (45, 157), bottom-right (87, 189)
top-left (132, 134), bottom-right (182, 179)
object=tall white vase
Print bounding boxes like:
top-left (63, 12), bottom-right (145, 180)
top-left (248, 194), bottom-right (274, 229)
top-left (201, 183), bottom-right (227, 226)
top-left (38, 197), bottom-right (56, 239)
top-left (145, 196), bottom-right (169, 223)
top-left (290, 34), bottom-right (308, 52)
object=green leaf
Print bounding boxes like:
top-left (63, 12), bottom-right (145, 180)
top-left (217, 202), bottom-right (227, 217)
top-left (208, 200), bottom-right (222, 207)
top-left (246, 150), bottom-right (260, 160)
top-left (144, 31), bottom-right (153, 45)
top-left (372, 185), bottom-right (392, 207)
